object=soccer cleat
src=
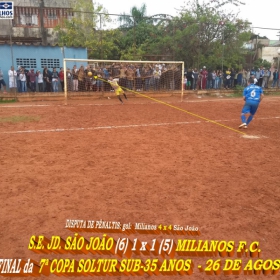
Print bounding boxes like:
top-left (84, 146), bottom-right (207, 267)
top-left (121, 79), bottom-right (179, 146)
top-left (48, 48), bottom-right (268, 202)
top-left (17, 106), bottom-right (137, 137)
top-left (239, 123), bottom-right (247, 129)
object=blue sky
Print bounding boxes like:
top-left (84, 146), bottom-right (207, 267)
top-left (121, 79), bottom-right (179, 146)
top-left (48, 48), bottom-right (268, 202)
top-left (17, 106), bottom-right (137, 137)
top-left (95, 0), bottom-right (280, 40)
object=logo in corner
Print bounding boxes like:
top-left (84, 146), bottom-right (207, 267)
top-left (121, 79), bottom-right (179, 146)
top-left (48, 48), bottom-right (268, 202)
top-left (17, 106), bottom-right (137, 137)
top-left (0, 2), bottom-right (14, 19)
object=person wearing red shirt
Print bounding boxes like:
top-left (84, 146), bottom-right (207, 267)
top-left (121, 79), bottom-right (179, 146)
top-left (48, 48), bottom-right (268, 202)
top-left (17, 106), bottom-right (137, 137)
top-left (58, 67), bottom-right (64, 91)
top-left (200, 66), bottom-right (208, 90)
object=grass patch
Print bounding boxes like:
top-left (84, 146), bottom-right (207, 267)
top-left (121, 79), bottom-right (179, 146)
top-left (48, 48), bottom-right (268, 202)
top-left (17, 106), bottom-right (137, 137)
top-left (0, 116), bottom-right (40, 123)
top-left (0, 99), bottom-right (17, 103)
top-left (267, 91), bottom-right (280, 96)
top-left (224, 92), bottom-right (243, 98)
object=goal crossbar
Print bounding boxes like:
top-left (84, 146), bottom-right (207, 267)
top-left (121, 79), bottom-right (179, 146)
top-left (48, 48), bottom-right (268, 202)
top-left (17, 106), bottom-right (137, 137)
top-left (63, 58), bottom-right (185, 102)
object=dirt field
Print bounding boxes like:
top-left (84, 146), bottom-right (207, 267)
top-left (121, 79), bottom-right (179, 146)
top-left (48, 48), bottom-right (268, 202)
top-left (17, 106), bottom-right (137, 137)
top-left (0, 94), bottom-right (279, 280)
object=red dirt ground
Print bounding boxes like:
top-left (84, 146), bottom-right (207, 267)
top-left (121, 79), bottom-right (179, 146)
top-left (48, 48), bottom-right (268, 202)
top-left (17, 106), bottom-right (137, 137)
top-left (0, 95), bottom-right (280, 280)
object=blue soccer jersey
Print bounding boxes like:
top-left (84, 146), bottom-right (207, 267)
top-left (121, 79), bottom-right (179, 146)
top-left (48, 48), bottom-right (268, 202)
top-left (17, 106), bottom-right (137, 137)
top-left (243, 84), bottom-right (263, 103)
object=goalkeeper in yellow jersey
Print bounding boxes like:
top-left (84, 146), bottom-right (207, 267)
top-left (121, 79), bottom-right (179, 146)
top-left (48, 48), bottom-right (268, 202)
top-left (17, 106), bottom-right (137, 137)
top-left (108, 76), bottom-right (128, 104)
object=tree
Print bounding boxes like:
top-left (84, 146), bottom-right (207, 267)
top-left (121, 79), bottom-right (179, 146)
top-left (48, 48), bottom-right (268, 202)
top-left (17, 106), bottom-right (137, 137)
top-left (128, 0), bottom-right (251, 69)
top-left (253, 58), bottom-right (271, 70)
top-left (54, 0), bottom-right (121, 59)
top-left (118, 4), bottom-right (148, 29)
top-left (117, 5), bottom-right (175, 59)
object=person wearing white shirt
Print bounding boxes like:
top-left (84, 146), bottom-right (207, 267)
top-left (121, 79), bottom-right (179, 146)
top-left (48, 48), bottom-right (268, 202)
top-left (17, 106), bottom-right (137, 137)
top-left (8, 66), bottom-right (17, 92)
top-left (36, 70), bottom-right (43, 92)
top-left (153, 66), bottom-right (161, 91)
top-left (19, 69), bottom-right (27, 92)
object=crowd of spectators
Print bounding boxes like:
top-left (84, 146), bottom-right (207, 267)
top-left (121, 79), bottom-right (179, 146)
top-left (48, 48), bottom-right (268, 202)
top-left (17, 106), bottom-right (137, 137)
top-left (183, 66), bottom-right (280, 90)
top-left (1, 64), bottom-right (280, 94)
top-left (66, 63), bottom-right (183, 92)
top-left (0, 63), bottom-right (182, 93)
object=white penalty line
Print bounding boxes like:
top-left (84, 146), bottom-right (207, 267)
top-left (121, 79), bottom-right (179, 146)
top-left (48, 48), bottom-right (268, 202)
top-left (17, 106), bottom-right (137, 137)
top-left (1, 116), bottom-right (279, 135)
top-left (1, 121), bottom-right (202, 134)
top-left (1, 96), bottom-right (279, 108)
top-left (0, 104), bottom-right (51, 108)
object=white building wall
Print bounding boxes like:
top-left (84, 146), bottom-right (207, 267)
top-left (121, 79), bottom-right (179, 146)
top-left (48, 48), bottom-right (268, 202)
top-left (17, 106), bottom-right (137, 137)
top-left (261, 47), bottom-right (280, 69)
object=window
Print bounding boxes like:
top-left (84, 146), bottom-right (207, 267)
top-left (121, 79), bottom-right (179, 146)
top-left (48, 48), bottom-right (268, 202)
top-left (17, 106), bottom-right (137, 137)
top-left (47, 9), bottom-right (57, 20)
top-left (41, 59), bottom-right (60, 69)
top-left (66, 11), bottom-right (74, 21)
top-left (14, 7), bottom-right (39, 26)
top-left (16, 58), bottom-right (37, 69)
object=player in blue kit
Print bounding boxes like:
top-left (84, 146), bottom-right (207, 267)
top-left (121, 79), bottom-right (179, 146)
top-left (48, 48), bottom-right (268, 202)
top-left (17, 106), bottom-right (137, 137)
top-left (239, 77), bottom-right (264, 129)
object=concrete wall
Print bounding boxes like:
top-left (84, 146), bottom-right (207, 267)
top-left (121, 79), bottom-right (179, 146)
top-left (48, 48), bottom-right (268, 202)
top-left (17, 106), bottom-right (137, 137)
top-left (0, 19), bottom-right (11, 36)
top-left (0, 44), bottom-right (87, 90)
top-left (261, 47), bottom-right (280, 69)
top-left (13, 0), bottom-right (73, 8)
top-left (0, 0), bottom-right (91, 44)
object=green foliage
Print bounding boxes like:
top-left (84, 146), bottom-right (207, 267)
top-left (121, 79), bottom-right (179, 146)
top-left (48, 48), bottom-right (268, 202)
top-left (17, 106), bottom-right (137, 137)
top-left (117, 0), bottom-right (251, 67)
top-left (253, 58), bottom-right (272, 70)
top-left (54, 0), bottom-right (121, 59)
top-left (234, 84), bottom-right (244, 95)
top-left (0, 116), bottom-right (40, 123)
top-left (54, 0), bottom-right (253, 65)
top-left (0, 98), bottom-right (16, 103)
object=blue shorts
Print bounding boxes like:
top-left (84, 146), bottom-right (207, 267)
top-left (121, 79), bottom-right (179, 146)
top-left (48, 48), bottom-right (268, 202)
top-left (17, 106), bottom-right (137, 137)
top-left (0, 79), bottom-right (6, 88)
top-left (241, 101), bottom-right (259, 115)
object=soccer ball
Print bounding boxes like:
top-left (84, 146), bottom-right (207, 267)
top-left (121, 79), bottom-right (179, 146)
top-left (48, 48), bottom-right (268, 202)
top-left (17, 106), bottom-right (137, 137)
top-left (87, 71), bottom-right (93, 76)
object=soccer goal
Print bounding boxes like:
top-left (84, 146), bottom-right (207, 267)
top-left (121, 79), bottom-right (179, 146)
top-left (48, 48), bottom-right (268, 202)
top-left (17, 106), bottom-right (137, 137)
top-left (63, 59), bottom-right (185, 101)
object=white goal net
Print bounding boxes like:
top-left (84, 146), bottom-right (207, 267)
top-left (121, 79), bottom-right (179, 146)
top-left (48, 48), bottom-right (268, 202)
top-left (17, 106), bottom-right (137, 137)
top-left (63, 59), bottom-right (185, 100)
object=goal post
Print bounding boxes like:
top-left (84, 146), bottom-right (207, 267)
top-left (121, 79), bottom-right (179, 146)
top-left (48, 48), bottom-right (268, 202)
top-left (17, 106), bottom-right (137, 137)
top-left (63, 58), bottom-right (185, 102)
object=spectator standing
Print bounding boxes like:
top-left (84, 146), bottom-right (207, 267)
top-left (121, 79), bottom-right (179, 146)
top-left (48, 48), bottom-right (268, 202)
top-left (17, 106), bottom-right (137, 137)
top-left (255, 68), bottom-right (260, 85)
top-left (119, 65), bottom-right (127, 89)
top-left (267, 69), bottom-right (272, 87)
top-left (183, 76), bottom-right (187, 90)
top-left (78, 65), bottom-right (85, 91)
top-left (66, 68), bottom-right (72, 91)
top-left (72, 65), bottom-right (78, 92)
top-left (36, 70), bottom-right (43, 92)
top-left (126, 66), bottom-right (135, 90)
top-left (8, 66), bottom-right (17, 92)
top-left (225, 68), bottom-right (231, 89)
top-left (58, 67), bottom-right (64, 91)
top-left (206, 70), bottom-right (213, 89)
top-left (234, 70), bottom-right (238, 87)
top-left (258, 66), bottom-right (264, 87)
top-left (0, 66), bottom-right (7, 93)
top-left (237, 70), bottom-right (243, 86)
top-left (51, 68), bottom-right (59, 92)
top-left (250, 68), bottom-right (256, 77)
top-left (201, 66), bottom-right (208, 89)
top-left (27, 69), bottom-right (37, 92)
top-left (43, 67), bottom-right (52, 92)
top-left (197, 70), bottom-right (202, 90)
top-left (231, 68), bottom-right (236, 88)
top-left (103, 67), bottom-right (110, 91)
top-left (212, 70), bottom-right (217, 89)
top-left (246, 69), bottom-right (251, 85)
top-left (186, 69), bottom-right (193, 90)
top-left (16, 66), bottom-right (22, 93)
top-left (262, 69), bottom-right (269, 88)
top-left (135, 65), bottom-right (142, 91)
top-left (271, 69), bottom-right (279, 88)
top-left (143, 65), bottom-right (152, 91)
top-left (242, 69), bottom-right (247, 87)
top-left (84, 65), bottom-right (92, 91)
top-left (96, 67), bottom-right (104, 92)
top-left (215, 70), bottom-right (222, 89)
top-left (153, 66), bottom-right (161, 91)
top-left (19, 69), bottom-right (27, 93)
top-left (192, 68), bottom-right (199, 90)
